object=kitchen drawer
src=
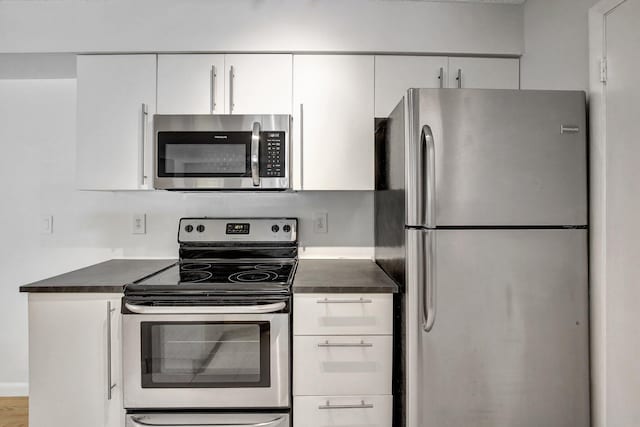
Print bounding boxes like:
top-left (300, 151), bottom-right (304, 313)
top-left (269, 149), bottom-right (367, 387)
top-left (293, 395), bottom-right (392, 427)
top-left (293, 293), bottom-right (392, 335)
top-left (294, 335), bottom-right (392, 396)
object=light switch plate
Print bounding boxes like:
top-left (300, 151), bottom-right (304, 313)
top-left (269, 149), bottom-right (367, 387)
top-left (41, 215), bottom-right (53, 234)
top-left (312, 212), bottom-right (328, 234)
top-left (132, 213), bottom-right (146, 234)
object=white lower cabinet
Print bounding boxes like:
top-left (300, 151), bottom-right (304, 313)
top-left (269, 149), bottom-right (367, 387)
top-left (294, 335), bottom-right (392, 396)
top-left (293, 293), bottom-right (393, 427)
top-left (28, 293), bottom-right (124, 427)
top-left (293, 396), bottom-right (392, 427)
top-left (294, 293), bottom-right (393, 336)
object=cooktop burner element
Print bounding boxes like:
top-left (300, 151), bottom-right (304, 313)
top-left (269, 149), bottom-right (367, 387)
top-left (124, 218), bottom-right (298, 300)
top-left (229, 270), bottom-right (279, 283)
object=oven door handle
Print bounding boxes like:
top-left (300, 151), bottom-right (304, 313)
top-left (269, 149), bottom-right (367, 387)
top-left (124, 301), bottom-right (286, 315)
top-left (129, 415), bottom-right (286, 427)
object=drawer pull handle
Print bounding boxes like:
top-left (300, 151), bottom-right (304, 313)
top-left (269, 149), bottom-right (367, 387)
top-left (318, 400), bottom-right (374, 410)
top-left (316, 297), bottom-right (373, 304)
top-left (317, 340), bottom-right (373, 348)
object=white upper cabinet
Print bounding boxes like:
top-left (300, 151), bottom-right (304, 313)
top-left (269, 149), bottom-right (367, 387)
top-left (293, 55), bottom-right (375, 191)
top-left (76, 55), bottom-right (156, 190)
top-left (374, 56), bottom-right (448, 117)
top-left (157, 54), bottom-right (225, 114)
top-left (448, 57), bottom-right (520, 89)
top-left (224, 54), bottom-right (293, 114)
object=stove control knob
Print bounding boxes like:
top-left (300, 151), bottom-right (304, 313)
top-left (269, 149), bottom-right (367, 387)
top-left (283, 224), bottom-right (291, 233)
top-left (196, 225), bottom-right (206, 233)
top-left (185, 225), bottom-right (194, 233)
top-left (271, 225), bottom-right (280, 233)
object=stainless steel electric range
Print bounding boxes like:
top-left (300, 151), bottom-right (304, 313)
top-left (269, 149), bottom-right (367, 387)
top-left (122, 218), bottom-right (296, 427)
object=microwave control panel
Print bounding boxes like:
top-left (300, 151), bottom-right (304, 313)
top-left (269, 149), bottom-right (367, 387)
top-left (260, 132), bottom-right (286, 177)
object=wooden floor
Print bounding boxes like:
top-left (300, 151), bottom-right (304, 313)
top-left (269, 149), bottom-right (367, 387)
top-left (0, 397), bottom-right (28, 427)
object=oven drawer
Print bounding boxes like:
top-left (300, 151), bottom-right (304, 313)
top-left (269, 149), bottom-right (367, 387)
top-left (293, 294), bottom-right (393, 336)
top-left (293, 396), bottom-right (391, 427)
top-left (293, 335), bottom-right (392, 396)
top-left (126, 412), bottom-right (290, 427)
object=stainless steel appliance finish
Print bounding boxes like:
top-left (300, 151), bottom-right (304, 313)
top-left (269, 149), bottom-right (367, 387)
top-left (122, 310), bottom-right (289, 409)
top-left (126, 412), bottom-right (289, 427)
top-left (406, 89), bottom-right (587, 227)
top-left (154, 114), bottom-right (292, 190)
top-left (375, 89), bottom-right (589, 427)
top-left (122, 218), bottom-right (296, 411)
top-left (178, 218), bottom-right (297, 244)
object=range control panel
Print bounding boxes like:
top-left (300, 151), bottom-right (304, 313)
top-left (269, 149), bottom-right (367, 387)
top-left (260, 132), bottom-right (286, 177)
top-left (179, 218), bottom-right (297, 243)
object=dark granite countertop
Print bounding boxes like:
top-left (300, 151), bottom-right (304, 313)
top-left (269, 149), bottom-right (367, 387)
top-left (19, 259), bottom-right (177, 293)
top-left (293, 259), bottom-right (399, 293)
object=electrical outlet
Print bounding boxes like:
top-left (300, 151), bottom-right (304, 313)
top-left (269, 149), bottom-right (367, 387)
top-left (132, 214), bottom-right (146, 234)
top-left (312, 212), bottom-right (328, 234)
top-left (41, 215), bottom-right (53, 234)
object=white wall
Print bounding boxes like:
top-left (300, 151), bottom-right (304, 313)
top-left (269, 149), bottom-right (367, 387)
top-left (0, 78), bottom-right (373, 395)
top-left (0, 0), bottom-right (523, 55)
top-left (0, 0), bottom-right (528, 396)
top-left (521, 0), bottom-right (599, 91)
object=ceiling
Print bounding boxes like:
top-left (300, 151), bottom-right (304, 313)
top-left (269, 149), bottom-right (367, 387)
top-left (400, 0), bottom-right (526, 3)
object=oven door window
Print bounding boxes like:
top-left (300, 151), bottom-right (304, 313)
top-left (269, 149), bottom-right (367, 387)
top-left (140, 321), bottom-right (270, 388)
top-left (157, 132), bottom-right (251, 177)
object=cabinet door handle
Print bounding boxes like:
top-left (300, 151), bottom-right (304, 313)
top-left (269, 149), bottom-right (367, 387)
top-left (316, 297), bottom-right (372, 304)
top-left (317, 340), bottom-right (373, 348)
top-left (438, 67), bottom-right (444, 88)
top-left (106, 301), bottom-right (116, 400)
top-left (229, 65), bottom-right (235, 113)
top-left (456, 68), bottom-right (462, 88)
top-left (299, 103), bottom-right (304, 189)
top-left (140, 103), bottom-right (148, 187)
top-left (318, 400), bottom-right (374, 410)
top-left (211, 65), bottom-right (217, 113)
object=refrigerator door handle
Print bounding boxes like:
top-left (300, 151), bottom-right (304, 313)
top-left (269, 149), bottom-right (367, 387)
top-left (420, 125), bottom-right (436, 228)
top-left (421, 229), bottom-right (437, 332)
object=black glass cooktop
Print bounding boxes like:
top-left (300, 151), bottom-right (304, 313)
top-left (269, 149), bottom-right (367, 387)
top-left (125, 260), bottom-right (297, 296)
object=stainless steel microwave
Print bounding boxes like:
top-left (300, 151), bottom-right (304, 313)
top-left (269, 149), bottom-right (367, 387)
top-left (154, 114), bottom-right (291, 190)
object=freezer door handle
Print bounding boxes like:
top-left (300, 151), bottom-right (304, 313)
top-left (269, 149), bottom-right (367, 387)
top-left (421, 229), bottom-right (437, 332)
top-left (420, 125), bottom-right (436, 228)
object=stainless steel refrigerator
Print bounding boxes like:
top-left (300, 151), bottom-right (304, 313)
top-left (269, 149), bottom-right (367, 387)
top-left (375, 89), bottom-right (590, 427)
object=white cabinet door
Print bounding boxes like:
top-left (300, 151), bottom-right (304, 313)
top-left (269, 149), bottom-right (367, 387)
top-left (448, 57), bottom-right (520, 89)
top-left (375, 56), bottom-right (448, 117)
top-left (294, 335), bottom-right (393, 396)
top-left (157, 54), bottom-right (225, 114)
top-left (294, 294), bottom-right (393, 336)
top-left (224, 54), bottom-right (292, 114)
top-left (293, 55), bottom-right (375, 191)
top-left (29, 294), bottom-right (124, 427)
top-left (76, 55), bottom-right (156, 190)
top-left (293, 396), bottom-right (392, 427)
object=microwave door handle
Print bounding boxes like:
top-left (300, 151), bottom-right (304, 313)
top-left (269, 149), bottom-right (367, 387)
top-left (124, 301), bottom-right (286, 315)
top-left (129, 415), bottom-right (287, 427)
top-left (251, 121), bottom-right (261, 187)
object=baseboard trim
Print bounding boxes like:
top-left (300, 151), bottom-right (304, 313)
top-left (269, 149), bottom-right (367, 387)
top-left (0, 382), bottom-right (29, 397)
